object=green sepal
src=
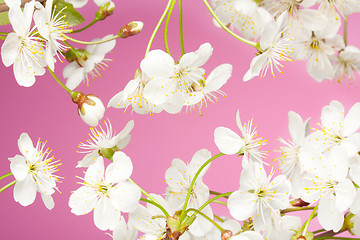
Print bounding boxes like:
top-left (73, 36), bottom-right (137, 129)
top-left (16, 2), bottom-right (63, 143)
top-left (167, 216), bottom-right (181, 233)
top-left (53, 0), bottom-right (84, 27)
top-left (181, 215), bottom-right (196, 230)
top-left (99, 146), bottom-right (120, 161)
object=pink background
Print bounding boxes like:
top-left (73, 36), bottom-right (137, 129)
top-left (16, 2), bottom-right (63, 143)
top-left (0, 0), bottom-right (359, 239)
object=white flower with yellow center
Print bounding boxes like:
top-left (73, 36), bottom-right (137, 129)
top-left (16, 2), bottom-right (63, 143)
top-left (33, 0), bottom-right (71, 70)
top-left (140, 43), bottom-right (213, 113)
top-left (1, 0), bottom-right (46, 87)
top-left (214, 111), bottom-right (267, 167)
top-left (306, 100), bottom-right (360, 155)
top-left (299, 145), bottom-right (356, 232)
top-left (108, 70), bottom-right (163, 115)
top-left (228, 162), bottom-right (291, 231)
top-left (243, 13), bottom-right (293, 81)
top-left (77, 119), bottom-right (134, 167)
top-left (69, 153), bottom-right (141, 231)
top-left (9, 133), bottom-right (62, 209)
top-left (333, 45), bottom-right (360, 83)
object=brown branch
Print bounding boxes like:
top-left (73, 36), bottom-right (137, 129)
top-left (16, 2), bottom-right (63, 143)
top-left (0, 0), bottom-right (46, 13)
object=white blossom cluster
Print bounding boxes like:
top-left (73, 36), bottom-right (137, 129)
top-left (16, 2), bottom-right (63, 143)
top-left (108, 43), bottom-right (233, 115)
top-left (212, 0), bottom-right (360, 82)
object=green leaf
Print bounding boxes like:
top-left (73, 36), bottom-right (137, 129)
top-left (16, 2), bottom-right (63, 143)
top-left (53, 0), bottom-right (84, 27)
top-left (0, 11), bottom-right (10, 26)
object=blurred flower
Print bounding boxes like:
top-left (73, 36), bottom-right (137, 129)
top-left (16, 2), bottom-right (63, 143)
top-left (64, 34), bottom-right (116, 90)
top-left (306, 100), bottom-right (360, 155)
top-left (227, 163), bottom-right (291, 231)
top-left (107, 216), bottom-right (138, 240)
top-left (333, 45), bottom-right (360, 83)
top-left (69, 153), bottom-right (140, 231)
top-left (33, 0), bottom-right (70, 70)
top-left (277, 111), bottom-right (310, 198)
top-left (77, 119), bottom-right (134, 167)
top-left (72, 92), bottom-right (105, 127)
top-left (1, 0), bottom-right (46, 87)
top-left (299, 145), bottom-right (356, 231)
top-left (9, 133), bottom-right (61, 209)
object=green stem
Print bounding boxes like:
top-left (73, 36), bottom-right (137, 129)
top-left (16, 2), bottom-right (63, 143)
top-left (0, 172), bottom-right (13, 181)
top-left (214, 214), bottom-right (225, 223)
top-left (344, 18), bottom-right (348, 46)
top-left (178, 0), bottom-right (185, 55)
top-left (213, 200), bottom-right (227, 206)
top-left (190, 192), bottom-right (232, 217)
top-left (0, 180), bottom-right (16, 193)
top-left (313, 229), bottom-right (326, 234)
top-left (201, 0), bottom-right (258, 49)
top-left (140, 197), bottom-right (170, 217)
top-left (210, 190), bottom-right (230, 198)
top-left (281, 206), bottom-right (314, 214)
top-left (301, 204), bottom-right (318, 236)
top-left (0, 31), bottom-right (8, 35)
top-left (186, 208), bottom-right (224, 232)
top-left (164, 0), bottom-right (176, 56)
top-left (179, 153), bottom-right (225, 222)
top-left (47, 67), bottom-right (73, 95)
top-left (71, 19), bottom-right (98, 34)
top-left (65, 34), bottom-right (118, 45)
top-left (0, 36), bottom-right (6, 40)
top-left (128, 178), bottom-right (169, 216)
top-left (145, 0), bottom-right (173, 56)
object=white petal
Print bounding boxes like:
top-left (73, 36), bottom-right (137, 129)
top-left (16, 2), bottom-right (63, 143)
top-left (288, 111), bottom-right (305, 144)
top-left (334, 178), bottom-right (356, 212)
top-left (17, 133), bottom-right (34, 159)
top-left (143, 78), bottom-right (175, 105)
top-left (9, 155), bottom-right (28, 181)
top-left (94, 197), bottom-right (119, 231)
top-left (204, 64), bottom-right (232, 92)
top-left (65, 66), bottom-right (86, 90)
top-left (214, 127), bottom-right (244, 155)
top-left (140, 50), bottom-right (174, 79)
top-left (108, 181), bottom-right (140, 212)
top-left (1, 33), bottom-right (21, 67)
top-left (106, 151), bottom-right (133, 183)
top-left (228, 190), bottom-right (257, 221)
top-left (85, 156), bottom-right (104, 184)
top-left (318, 193), bottom-right (344, 232)
top-left (343, 103), bottom-right (360, 137)
top-left (14, 174), bottom-right (37, 206)
top-left (161, 91), bottom-right (184, 114)
top-left (41, 193), bottom-right (55, 210)
top-left (69, 186), bottom-right (98, 215)
top-left (76, 151), bottom-right (99, 168)
top-left (179, 43), bottom-right (213, 68)
top-left (188, 149), bottom-right (212, 179)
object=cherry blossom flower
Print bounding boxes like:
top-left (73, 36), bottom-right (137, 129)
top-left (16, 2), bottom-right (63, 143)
top-left (69, 153), bottom-right (141, 231)
top-left (214, 111), bottom-right (267, 167)
top-left (33, 0), bottom-right (70, 70)
top-left (76, 94), bottom-right (106, 127)
top-left (243, 13), bottom-right (293, 81)
top-left (278, 111), bottom-right (310, 197)
top-left (306, 100), bottom-right (360, 155)
top-left (227, 162), bottom-right (291, 231)
top-left (184, 64), bottom-right (232, 113)
top-left (77, 119), bottom-right (134, 167)
top-left (63, 34), bottom-right (116, 90)
top-left (212, 0), bottom-right (273, 41)
top-left (1, 0), bottom-right (46, 87)
top-left (107, 70), bottom-right (163, 115)
top-left (333, 45), bottom-right (360, 83)
top-left (299, 145), bottom-right (356, 231)
top-left (9, 133), bottom-right (61, 209)
top-left (140, 43), bottom-right (213, 113)
top-left (165, 149), bottom-right (214, 236)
